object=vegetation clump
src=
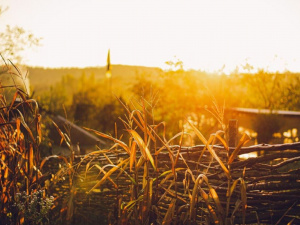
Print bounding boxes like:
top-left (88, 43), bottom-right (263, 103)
top-left (0, 61), bottom-right (53, 224)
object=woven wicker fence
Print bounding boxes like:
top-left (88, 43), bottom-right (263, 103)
top-left (44, 140), bottom-right (300, 225)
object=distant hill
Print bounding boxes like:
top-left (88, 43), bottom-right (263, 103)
top-left (27, 64), bottom-right (163, 95)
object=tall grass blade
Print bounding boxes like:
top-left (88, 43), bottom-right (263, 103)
top-left (130, 141), bottom-right (137, 172)
top-left (206, 144), bottom-right (230, 180)
top-left (215, 131), bottom-right (228, 151)
top-left (36, 113), bottom-right (42, 144)
top-left (128, 130), bottom-right (156, 171)
top-left (52, 121), bottom-right (69, 147)
top-left (162, 198), bottom-right (176, 225)
top-left (16, 117), bottom-right (20, 141)
top-left (174, 129), bottom-right (185, 167)
top-left (228, 133), bottom-right (250, 164)
top-left (88, 158), bottom-right (129, 194)
top-left (228, 179), bottom-right (239, 198)
top-left (79, 149), bottom-right (110, 164)
top-left (187, 119), bottom-right (207, 143)
top-left (209, 187), bottom-right (224, 217)
top-left (143, 163), bottom-right (148, 189)
top-left (29, 143), bottom-right (34, 177)
top-left (156, 131), bottom-right (190, 155)
top-left (136, 155), bottom-right (145, 170)
top-left (124, 195), bottom-right (144, 211)
top-left (152, 121), bottom-right (167, 142)
top-left (93, 164), bottom-right (118, 189)
top-left (240, 179), bottom-right (247, 225)
top-left (190, 174), bottom-right (205, 220)
top-left (188, 120), bottom-right (231, 179)
top-left (287, 218), bottom-right (295, 225)
top-left (153, 168), bottom-right (185, 182)
top-left (133, 109), bottom-right (156, 142)
top-left (103, 152), bottom-right (114, 165)
top-left (17, 109), bottom-right (36, 144)
top-left (84, 127), bottom-right (130, 154)
top-left (160, 186), bottom-right (187, 203)
top-left (200, 188), bottom-right (219, 224)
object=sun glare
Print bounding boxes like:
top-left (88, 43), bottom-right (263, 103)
top-left (1, 0), bottom-right (300, 72)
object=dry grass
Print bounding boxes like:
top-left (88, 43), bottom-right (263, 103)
top-left (0, 60), bottom-right (47, 224)
top-left (0, 60), bottom-right (76, 224)
top-left (76, 97), bottom-right (251, 225)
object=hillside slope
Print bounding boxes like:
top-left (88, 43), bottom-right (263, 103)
top-left (28, 65), bottom-right (163, 94)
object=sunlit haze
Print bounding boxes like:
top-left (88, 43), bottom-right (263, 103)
top-left (1, 0), bottom-right (300, 73)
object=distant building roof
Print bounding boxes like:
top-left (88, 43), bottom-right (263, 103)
top-left (53, 115), bottom-right (106, 146)
top-left (229, 107), bottom-right (300, 117)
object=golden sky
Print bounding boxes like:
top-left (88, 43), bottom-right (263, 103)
top-left (1, 0), bottom-right (300, 73)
